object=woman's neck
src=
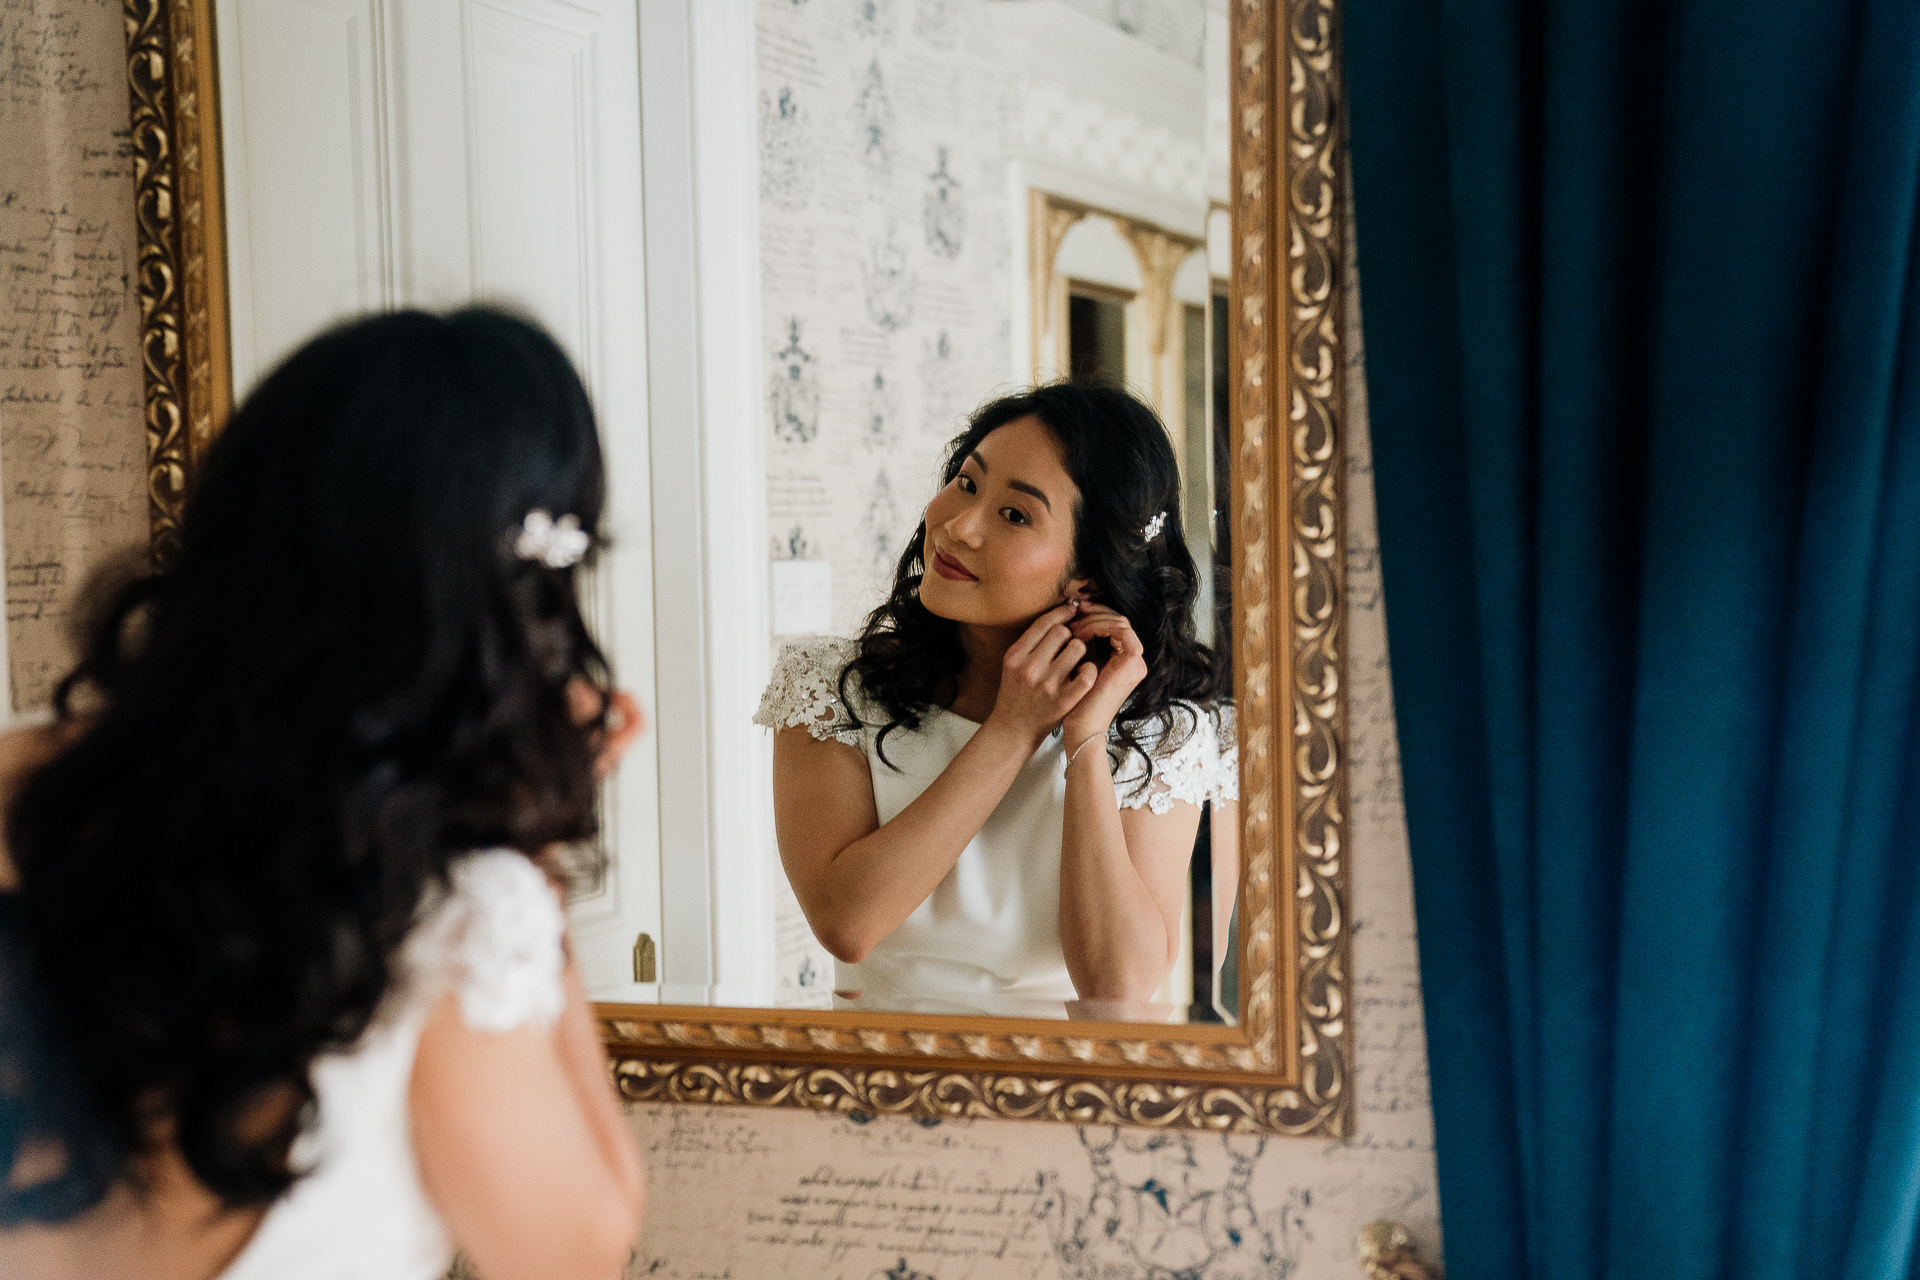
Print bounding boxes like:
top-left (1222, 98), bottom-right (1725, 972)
top-left (946, 622), bottom-right (1026, 724)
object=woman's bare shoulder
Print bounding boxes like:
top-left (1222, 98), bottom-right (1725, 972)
top-left (0, 724), bottom-right (74, 890)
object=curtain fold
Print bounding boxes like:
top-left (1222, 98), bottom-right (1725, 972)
top-left (1346, 2), bottom-right (1920, 1277)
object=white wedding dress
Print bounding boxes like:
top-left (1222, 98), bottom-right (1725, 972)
top-left (755, 636), bottom-right (1236, 1018)
top-left (215, 849), bottom-right (566, 1280)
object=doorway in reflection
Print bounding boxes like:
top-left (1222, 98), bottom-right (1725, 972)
top-left (1067, 285), bottom-right (1131, 383)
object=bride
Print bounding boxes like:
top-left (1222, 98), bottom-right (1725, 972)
top-left (757, 383), bottom-right (1236, 1018)
top-left (1, 309), bottom-right (645, 1280)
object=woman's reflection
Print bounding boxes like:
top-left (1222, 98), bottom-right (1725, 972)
top-left (755, 384), bottom-right (1235, 1019)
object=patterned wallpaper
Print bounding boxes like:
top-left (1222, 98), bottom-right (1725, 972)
top-left (758, 0), bottom-right (1020, 1008)
top-left (759, 0), bottom-right (1014, 634)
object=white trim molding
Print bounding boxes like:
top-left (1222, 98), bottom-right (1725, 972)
top-left (638, 0), bottom-right (775, 1007)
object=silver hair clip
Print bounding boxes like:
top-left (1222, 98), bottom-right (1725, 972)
top-left (515, 509), bottom-right (591, 569)
top-left (1142, 511), bottom-right (1167, 543)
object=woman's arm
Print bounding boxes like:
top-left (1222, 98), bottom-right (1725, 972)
top-left (409, 684), bottom-right (647, 1280)
top-left (775, 602), bottom-right (1096, 963)
top-left (410, 955), bottom-right (644, 1280)
top-left (1058, 751), bottom-right (1202, 1000)
top-left (1053, 604), bottom-right (1198, 1000)
top-left (1210, 800), bottom-right (1241, 976)
top-left (775, 717), bottom-right (1032, 963)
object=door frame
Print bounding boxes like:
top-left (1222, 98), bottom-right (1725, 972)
top-left (637, 0), bottom-right (774, 1007)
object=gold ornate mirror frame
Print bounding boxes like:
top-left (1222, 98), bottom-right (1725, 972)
top-left (598, 0), bottom-right (1351, 1138)
top-left (125, 0), bottom-right (230, 569)
top-left (127, 0), bottom-right (1349, 1138)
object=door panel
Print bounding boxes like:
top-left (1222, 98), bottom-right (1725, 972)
top-left (220, 0), bottom-right (394, 388)
top-left (216, 0), bottom-right (661, 999)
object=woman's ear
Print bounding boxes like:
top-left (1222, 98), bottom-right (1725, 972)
top-left (1066, 575), bottom-right (1094, 602)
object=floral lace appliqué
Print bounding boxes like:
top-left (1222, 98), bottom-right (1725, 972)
top-left (405, 850), bottom-right (566, 1033)
top-left (754, 636), bottom-right (864, 747)
top-left (1114, 703), bottom-right (1239, 815)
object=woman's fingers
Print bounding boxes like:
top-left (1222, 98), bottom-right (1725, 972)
top-left (1046, 637), bottom-right (1088, 679)
top-left (1072, 617), bottom-right (1143, 657)
top-left (1043, 623), bottom-right (1080, 662)
top-left (1069, 607), bottom-right (1133, 633)
top-left (1011, 602), bottom-right (1081, 659)
top-left (594, 689), bottom-right (646, 779)
top-left (1056, 660), bottom-right (1098, 709)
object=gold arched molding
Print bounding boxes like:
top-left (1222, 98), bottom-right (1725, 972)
top-left (1026, 189), bottom-right (1205, 414)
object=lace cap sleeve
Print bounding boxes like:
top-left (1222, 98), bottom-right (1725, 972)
top-left (406, 850), bottom-right (566, 1033)
top-left (1115, 702), bottom-right (1239, 816)
top-left (753, 636), bottom-right (863, 747)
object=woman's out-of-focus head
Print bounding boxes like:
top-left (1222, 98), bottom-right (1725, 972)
top-left (6, 307), bottom-right (611, 1217)
top-left (177, 307), bottom-right (604, 667)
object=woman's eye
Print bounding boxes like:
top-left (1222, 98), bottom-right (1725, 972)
top-left (1001, 507), bottom-right (1027, 526)
top-left (956, 475), bottom-right (976, 494)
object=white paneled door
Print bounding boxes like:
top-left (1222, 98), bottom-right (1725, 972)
top-left (216, 0), bottom-right (661, 1000)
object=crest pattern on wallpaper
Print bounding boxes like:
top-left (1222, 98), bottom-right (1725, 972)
top-left (757, 0), bottom-right (1013, 635)
top-left (757, 0), bottom-right (1016, 1009)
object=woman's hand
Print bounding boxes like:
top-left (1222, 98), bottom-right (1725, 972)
top-left (566, 680), bottom-right (645, 779)
top-left (985, 602), bottom-right (1098, 747)
top-left (1060, 603), bottom-right (1148, 746)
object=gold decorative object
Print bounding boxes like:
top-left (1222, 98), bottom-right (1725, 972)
top-left (1118, 221), bottom-right (1200, 410)
top-left (1357, 1221), bottom-right (1442, 1280)
top-left (1277, 0), bottom-right (1350, 1124)
top-left (1028, 189), bottom-right (1090, 376)
top-left (599, 0), bottom-right (1352, 1137)
top-left (1023, 189), bottom-right (1202, 425)
top-left (124, 0), bottom-right (232, 569)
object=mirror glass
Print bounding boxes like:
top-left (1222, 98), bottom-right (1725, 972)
top-left (208, 0), bottom-right (1242, 1028)
top-left (755, 0), bottom-right (1236, 1024)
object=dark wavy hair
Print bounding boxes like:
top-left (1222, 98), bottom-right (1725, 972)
top-left (842, 382), bottom-right (1228, 785)
top-left (5, 307), bottom-right (610, 1216)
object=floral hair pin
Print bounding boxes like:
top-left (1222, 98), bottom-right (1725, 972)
top-left (1142, 511), bottom-right (1167, 543)
top-left (515, 509), bottom-right (591, 569)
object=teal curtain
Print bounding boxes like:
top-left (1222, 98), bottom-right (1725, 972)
top-left (1346, 2), bottom-right (1920, 1277)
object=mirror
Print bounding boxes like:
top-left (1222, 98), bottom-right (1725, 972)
top-left (178, 0), bottom-right (1348, 1132)
top-left (595, 0), bottom-right (1351, 1137)
top-left (752, 0), bottom-right (1237, 1026)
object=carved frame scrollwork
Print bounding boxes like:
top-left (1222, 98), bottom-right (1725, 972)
top-left (600, 0), bottom-right (1351, 1138)
top-left (125, 0), bottom-right (231, 568)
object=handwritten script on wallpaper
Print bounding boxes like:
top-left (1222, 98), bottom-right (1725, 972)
top-left (1, 0), bottom-right (151, 713)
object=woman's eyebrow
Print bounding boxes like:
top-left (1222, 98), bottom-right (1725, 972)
top-left (1006, 479), bottom-right (1053, 512)
top-left (968, 451), bottom-right (1053, 512)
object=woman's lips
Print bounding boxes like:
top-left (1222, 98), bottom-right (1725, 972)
top-left (931, 549), bottom-right (978, 582)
